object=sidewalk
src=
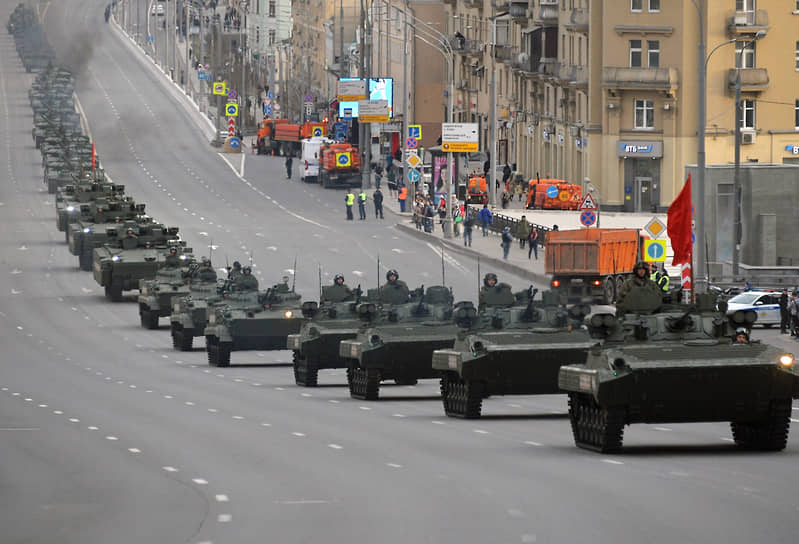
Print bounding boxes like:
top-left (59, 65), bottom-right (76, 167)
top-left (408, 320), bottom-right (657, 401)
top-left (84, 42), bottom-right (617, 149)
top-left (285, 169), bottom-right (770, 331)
top-left (378, 188), bottom-right (549, 285)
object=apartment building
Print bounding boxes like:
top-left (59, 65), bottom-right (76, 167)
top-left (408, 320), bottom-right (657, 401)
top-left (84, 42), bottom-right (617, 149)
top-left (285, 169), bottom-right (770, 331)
top-left (444, 0), bottom-right (799, 211)
top-left (248, 0), bottom-right (291, 58)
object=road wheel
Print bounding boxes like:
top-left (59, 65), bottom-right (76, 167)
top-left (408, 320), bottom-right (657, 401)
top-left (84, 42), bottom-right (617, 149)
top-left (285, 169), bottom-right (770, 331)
top-left (206, 336), bottom-right (219, 366)
top-left (349, 366), bottom-right (380, 400)
top-left (445, 378), bottom-right (484, 419)
top-left (731, 398), bottom-right (791, 451)
top-left (140, 308), bottom-right (159, 330)
top-left (217, 342), bottom-right (232, 367)
top-left (603, 277), bottom-right (616, 305)
top-left (171, 324), bottom-right (181, 350)
top-left (79, 251), bottom-right (92, 271)
top-left (614, 276), bottom-right (626, 301)
top-left (568, 393), bottom-right (625, 453)
top-left (293, 352), bottom-right (319, 387)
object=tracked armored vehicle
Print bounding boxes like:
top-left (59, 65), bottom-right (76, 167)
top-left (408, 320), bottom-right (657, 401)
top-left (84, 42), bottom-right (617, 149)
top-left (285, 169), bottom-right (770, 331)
top-left (55, 181), bottom-right (123, 234)
top-left (92, 224), bottom-right (183, 301)
top-left (205, 278), bottom-right (305, 367)
top-left (68, 208), bottom-right (148, 270)
top-left (432, 287), bottom-right (593, 419)
top-left (339, 285), bottom-right (461, 401)
top-left (287, 285), bottom-right (376, 387)
top-left (136, 256), bottom-right (214, 330)
top-left (558, 288), bottom-right (799, 453)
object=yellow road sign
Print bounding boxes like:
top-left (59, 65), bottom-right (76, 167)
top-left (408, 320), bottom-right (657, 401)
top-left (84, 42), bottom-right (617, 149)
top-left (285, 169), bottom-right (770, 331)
top-left (359, 114), bottom-right (389, 123)
top-left (213, 82), bottom-right (227, 95)
top-left (441, 142), bottom-right (479, 152)
top-left (643, 239), bottom-right (667, 262)
top-left (225, 103), bottom-right (239, 116)
top-left (335, 152), bottom-right (351, 167)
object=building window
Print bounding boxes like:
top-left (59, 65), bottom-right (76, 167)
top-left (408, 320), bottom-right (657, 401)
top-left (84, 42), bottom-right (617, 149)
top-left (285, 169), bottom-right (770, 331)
top-left (256, 26), bottom-right (260, 44)
top-left (649, 0), bottom-right (660, 11)
top-left (630, 40), bottom-right (642, 67)
top-left (796, 41), bottom-right (799, 69)
top-left (735, 41), bottom-right (755, 68)
top-left (740, 99), bottom-right (755, 129)
top-left (647, 40), bottom-right (660, 67)
top-left (795, 100), bottom-right (799, 129)
top-left (268, 0), bottom-right (276, 18)
top-left (268, 29), bottom-right (276, 46)
top-left (631, 0), bottom-right (642, 12)
top-left (634, 99), bottom-right (655, 129)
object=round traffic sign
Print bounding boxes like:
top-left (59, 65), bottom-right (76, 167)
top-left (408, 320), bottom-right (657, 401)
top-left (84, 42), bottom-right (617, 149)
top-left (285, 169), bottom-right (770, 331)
top-left (644, 240), bottom-right (666, 262)
top-left (580, 210), bottom-right (596, 227)
top-left (304, 93), bottom-right (313, 103)
top-left (545, 185), bottom-right (559, 198)
top-left (226, 104), bottom-right (238, 116)
top-left (406, 137), bottom-right (418, 149)
top-left (312, 127), bottom-right (323, 137)
top-left (558, 191), bottom-right (570, 201)
top-left (336, 153), bottom-right (351, 167)
top-left (407, 169), bottom-right (421, 183)
top-left (228, 137), bottom-right (240, 149)
top-left (227, 89), bottom-right (238, 100)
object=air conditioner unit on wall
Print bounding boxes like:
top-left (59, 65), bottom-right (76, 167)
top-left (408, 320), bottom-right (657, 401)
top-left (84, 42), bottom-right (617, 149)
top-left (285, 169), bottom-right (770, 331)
top-left (741, 129), bottom-right (756, 145)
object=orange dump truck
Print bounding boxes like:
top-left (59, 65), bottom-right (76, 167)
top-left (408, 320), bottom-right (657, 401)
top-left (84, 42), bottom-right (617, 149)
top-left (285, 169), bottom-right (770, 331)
top-left (300, 122), bottom-right (327, 139)
top-left (466, 176), bottom-right (488, 204)
top-left (526, 179), bottom-right (582, 210)
top-left (545, 228), bottom-right (643, 304)
top-left (319, 143), bottom-right (361, 188)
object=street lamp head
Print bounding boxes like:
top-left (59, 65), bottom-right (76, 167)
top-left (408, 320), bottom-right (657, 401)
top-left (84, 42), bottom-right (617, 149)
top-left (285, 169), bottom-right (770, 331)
top-left (754, 30), bottom-right (766, 40)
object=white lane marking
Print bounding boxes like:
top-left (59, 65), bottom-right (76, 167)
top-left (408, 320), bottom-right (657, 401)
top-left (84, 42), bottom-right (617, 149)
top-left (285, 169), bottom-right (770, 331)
top-left (24, 398), bottom-right (32, 402)
top-left (185, 401), bottom-right (195, 406)
top-left (328, 400), bottom-right (340, 404)
top-left (53, 410), bottom-right (63, 415)
top-left (301, 393), bottom-right (312, 397)
top-left (38, 404), bottom-right (48, 408)
top-left (208, 408), bottom-right (219, 413)
top-left (217, 514), bottom-right (232, 523)
top-left (359, 406), bottom-right (371, 411)
top-left (790, 418), bottom-right (799, 423)
top-left (128, 448), bottom-right (141, 454)
top-left (473, 429), bottom-right (489, 434)
top-left (275, 387), bottom-right (286, 391)
top-left (68, 418), bottom-right (80, 423)
top-left (275, 499), bottom-right (330, 505)
top-left (164, 395), bottom-right (173, 399)
top-left (392, 414), bottom-right (406, 418)
top-left (523, 441), bottom-right (542, 447)
top-left (431, 420), bottom-right (445, 425)
top-left (292, 432), bottom-right (306, 437)
top-left (106, 436), bottom-right (119, 441)
top-left (0, 427), bottom-right (39, 431)
top-left (261, 423), bottom-right (272, 427)
top-left (215, 494), bottom-right (229, 502)
top-left (192, 478), bottom-right (208, 485)
top-left (721, 437), bottom-right (735, 442)
top-left (162, 466), bottom-right (179, 472)
top-left (88, 426), bottom-right (99, 431)
top-left (386, 463), bottom-right (403, 469)
top-left (654, 426), bottom-right (673, 431)
top-left (602, 459), bottom-right (624, 465)
top-left (328, 444), bottom-right (343, 450)
top-left (232, 415), bottom-right (244, 420)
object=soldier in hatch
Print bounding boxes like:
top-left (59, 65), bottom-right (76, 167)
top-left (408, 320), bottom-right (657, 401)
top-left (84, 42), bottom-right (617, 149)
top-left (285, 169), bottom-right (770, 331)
top-left (478, 272), bottom-right (515, 310)
top-left (121, 228), bottom-right (138, 249)
top-left (196, 258), bottom-right (218, 282)
top-left (274, 276), bottom-right (291, 293)
top-left (235, 266), bottom-right (259, 290)
top-left (228, 261), bottom-right (243, 281)
top-left (380, 269), bottom-right (410, 304)
top-left (615, 261), bottom-right (662, 306)
top-left (323, 274), bottom-right (354, 303)
top-left (164, 246), bottom-right (181, 267)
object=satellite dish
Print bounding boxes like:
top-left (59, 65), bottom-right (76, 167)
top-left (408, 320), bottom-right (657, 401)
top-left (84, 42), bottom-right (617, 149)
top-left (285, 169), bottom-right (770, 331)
top-left (517, 52), bottom-right (529, 64)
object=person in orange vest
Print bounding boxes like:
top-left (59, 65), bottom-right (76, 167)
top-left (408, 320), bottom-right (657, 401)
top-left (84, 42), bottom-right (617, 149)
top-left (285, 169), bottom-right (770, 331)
top-left (398, 185), bottom-right (408, 212)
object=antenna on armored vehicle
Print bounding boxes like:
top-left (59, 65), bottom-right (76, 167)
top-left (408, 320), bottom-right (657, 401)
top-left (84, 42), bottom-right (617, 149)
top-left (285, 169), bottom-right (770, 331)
top-left (208, 238), bottom-right (214, 263)
top-left (292, 255), bottom-right (297, 292)
top-left (440, 243), bottom-right (446, 286)
top-left (318, 263), bottom-right (322, 301)
top-left (477, 256), bottom-right (481, 295)
top-left (376, 255), bottom-right (381, 296)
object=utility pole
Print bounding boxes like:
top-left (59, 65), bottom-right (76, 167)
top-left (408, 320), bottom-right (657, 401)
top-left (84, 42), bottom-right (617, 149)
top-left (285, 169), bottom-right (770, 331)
top-left (185, 0), bottom-right (190, 94)
top-left (359, 0), bottom-right (372, 188)
top-left (489, 16), bottom-right (497, 208)
top-left (401, 0), bottom-right (408, 202)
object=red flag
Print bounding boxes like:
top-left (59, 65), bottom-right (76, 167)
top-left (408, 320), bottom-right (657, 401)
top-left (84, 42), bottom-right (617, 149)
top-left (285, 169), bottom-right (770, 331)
top-left (91, 141), bottom-right (96, 171)
top-left (667, 174), bottom-right (692, 266)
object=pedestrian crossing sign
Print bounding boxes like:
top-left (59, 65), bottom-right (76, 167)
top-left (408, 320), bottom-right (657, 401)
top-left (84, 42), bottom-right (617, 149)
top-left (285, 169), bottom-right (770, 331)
top-left (336, 152), bottom-right (351, 167)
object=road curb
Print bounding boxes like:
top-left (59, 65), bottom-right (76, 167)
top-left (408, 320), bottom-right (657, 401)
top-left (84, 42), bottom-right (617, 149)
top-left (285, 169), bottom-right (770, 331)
top-left (395, 223), bottom-right (549, 285)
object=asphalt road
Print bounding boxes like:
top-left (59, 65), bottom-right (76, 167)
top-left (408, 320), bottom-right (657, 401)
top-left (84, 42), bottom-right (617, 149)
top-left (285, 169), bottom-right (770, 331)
top-left (1, 1), bottom-right (798, 543)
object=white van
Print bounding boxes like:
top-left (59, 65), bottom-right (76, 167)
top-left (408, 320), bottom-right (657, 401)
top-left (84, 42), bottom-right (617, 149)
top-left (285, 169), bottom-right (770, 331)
top-left (300, 137), bottom-right (332, 183)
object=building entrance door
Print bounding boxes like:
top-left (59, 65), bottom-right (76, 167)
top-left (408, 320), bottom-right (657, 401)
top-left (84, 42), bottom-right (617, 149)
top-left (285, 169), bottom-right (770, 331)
top-left (634, 176), bottom-right (653, 212)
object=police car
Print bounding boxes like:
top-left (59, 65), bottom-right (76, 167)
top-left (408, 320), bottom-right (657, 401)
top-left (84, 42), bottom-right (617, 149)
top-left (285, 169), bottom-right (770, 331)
top-left (725, 291), bottom-right (781, 327)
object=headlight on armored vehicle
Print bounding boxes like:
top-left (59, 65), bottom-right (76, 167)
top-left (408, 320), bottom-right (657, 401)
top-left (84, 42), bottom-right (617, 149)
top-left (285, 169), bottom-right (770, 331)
top-left (779, 354), bottom-right (794, 367)
top-left (83, 227), bottom-right (91, 233)
top-left (112, 255), bottom-right (120, 262)
top-left (284, 310), bottom-right (293, 318)
top-left (66, 205), bottom-right (75, 212)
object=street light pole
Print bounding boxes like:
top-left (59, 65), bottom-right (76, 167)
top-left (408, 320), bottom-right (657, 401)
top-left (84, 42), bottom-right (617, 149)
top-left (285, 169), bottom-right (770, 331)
top-left (693, 0), bottom-right (707, 294)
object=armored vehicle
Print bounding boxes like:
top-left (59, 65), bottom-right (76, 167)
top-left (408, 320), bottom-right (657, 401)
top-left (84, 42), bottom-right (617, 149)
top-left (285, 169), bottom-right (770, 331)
top-left (92, 224), bottom-right (184, 301)
top-left (171, 278), bottom-right (260, 351)
top-left (56, 181), bottom-right (123, 234)
top-left (433, 288), bottom-right (593, 419)
top-left (137, 256), bottom-right (211, 329)
top-left (339, 285), bottom-right (460, 401)
top-left (205, 278), bottom-right (305, 367)
top-left (69, 213), bottom-right (149, 271)
top-left (558, 287), bottom-right (799, 453)
top-left (288, 285), bottom-right (375, 387)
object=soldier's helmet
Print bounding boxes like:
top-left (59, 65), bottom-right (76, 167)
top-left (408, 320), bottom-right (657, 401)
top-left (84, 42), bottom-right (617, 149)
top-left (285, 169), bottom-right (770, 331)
top-left (483, 272), bottom-right (498, 287)
top-left (334, 274), bottom-right (345, 284)
top-left (243, 266), bottom-right (252, 274)
top-left (734, 327), bottom-right (749, 344)
top-left (633, 261), bottom-right (649, 275)
top-left (201, 257), bottom-right (211, 266)
top-left (233, 261), bottom-right (242, 270)
top-left (386, 269), bottom-right (399, 282)
top-left (169, 247), bottom-right (178, 255)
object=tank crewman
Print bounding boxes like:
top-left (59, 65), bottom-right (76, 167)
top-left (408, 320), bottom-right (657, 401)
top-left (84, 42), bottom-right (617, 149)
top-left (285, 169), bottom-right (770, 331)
top-left (235, 266), bottom-right (259, 290)
top-left (196, 258), bottom-right (218, 282)
top-left (163, 246), bottom-right (181, 267)
top-left (228, 261), bottom-right (243, 281)
top-left (380, 269), bottom-right (410, 304)
top-left (733, 327), bottom-right (750, 344)
top-left (323, 274), bottom-right (354, 302)
top-left (121, 227), bottom-right (139, 249)
top-left (616, 261), bottom-right (662, 306)
top-left (274, 276), bottom-right (291, 293)
top-left (478, 272), bottom-right (515, 310)
top-left (649, 265), bottom-right (670, 292)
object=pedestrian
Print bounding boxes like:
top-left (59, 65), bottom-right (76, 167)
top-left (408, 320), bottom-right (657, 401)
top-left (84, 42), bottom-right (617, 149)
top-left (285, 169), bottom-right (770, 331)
top-left (285, 155), bottom-right (293, 179)
top-left (398, 185), bottom-right (407, 212)
top-left (502, 163), bottom-right (512, 188)
top-left (373, 187), bottom-right (384, 219)
top-left (501, 190), bottom-right (510, 209)
top-left (387, 168), bottom-right (397, 197)
top-left (780, 288), bottom-right (790, 334)
top-left (744, 278), bottom-right (752, 291)
top-left (515, 179), bottom-right (524, 202)
top-left (357, 189), bottom-right (367, 220)
top-left (453, 201), bottom-right (462, 237)
top-left (501, 226), bottom-right (513, 260)
top-left (424, 201), bottom-right (435, 232)
top-left (516, 215), bottom-right (530, 249)
top-left (790, 292), bottom-right (799, 337)
top-left (345, 190), bottom-right (355, 220)
top-left (528, 226), bottom-right (539, 259)
top-left (478, 204), bottom-right (492, 236)
top-left (463, 211), bottom-right (474, 247)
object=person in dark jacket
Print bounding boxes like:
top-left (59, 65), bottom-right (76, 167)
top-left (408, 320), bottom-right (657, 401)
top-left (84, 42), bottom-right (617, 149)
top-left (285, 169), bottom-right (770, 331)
top-left (780, 288), bottom-right (790, 334)
top-left (477, 204), bottom-right (493, 236)
top-left (373, 188), bottom-right (384, 219)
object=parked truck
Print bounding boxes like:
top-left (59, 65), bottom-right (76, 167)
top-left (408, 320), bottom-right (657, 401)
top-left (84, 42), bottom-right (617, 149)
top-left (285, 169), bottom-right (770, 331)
top-left (319, 143), bottom-right (360, 188)
top-left (545, 228), bottom-right (642, 304)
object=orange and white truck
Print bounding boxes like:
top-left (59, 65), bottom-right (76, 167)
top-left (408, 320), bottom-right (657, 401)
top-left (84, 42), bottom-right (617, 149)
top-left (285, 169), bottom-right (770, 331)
top-left (319, 143), bottom-right (361, 188)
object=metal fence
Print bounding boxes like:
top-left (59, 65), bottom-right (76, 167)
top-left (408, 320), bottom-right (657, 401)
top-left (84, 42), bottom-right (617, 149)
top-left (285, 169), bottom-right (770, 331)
top-left (465, 205), bottom-right (553, 245)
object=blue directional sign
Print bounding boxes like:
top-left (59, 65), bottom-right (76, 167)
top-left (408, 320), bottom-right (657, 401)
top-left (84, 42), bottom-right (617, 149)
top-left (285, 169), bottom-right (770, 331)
top-left (312, 127), bottom-right (323, 137)
top-left (228, 136), bottom-right (241, 150)
top-left (198, 71), bottom-right (206, 80)
top-left (268, 91), bottom-right (275, 100)
top-left (407, 169), bottom-right (421, 183)
top-left (334, 122), bottom-right (347, 141)
top-left (148, 35), bottom-right (154, 43)
top-left (643, 239), bottom-right (667, 262)
top-left (264, 105), bottom-right (272, 116)
top-left (546, 185), bottom-right (559, 199)
top-left (407, 125), bottom-right (421, 139)
top-left (580, 210), bottom-right (596, 227)
top-left (225, 103), bottom-right (239, 116)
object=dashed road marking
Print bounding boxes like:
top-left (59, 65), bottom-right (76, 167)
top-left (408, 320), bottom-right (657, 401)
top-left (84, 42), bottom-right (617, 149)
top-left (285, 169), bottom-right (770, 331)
top-left (162, 466), bottom-right (179, 472)
top-left (602, 459), bottom-right (624, 465)
top-left (328, 444), bottom-right (343, 450)
top-left (215, 494), bottom-right (229, 502)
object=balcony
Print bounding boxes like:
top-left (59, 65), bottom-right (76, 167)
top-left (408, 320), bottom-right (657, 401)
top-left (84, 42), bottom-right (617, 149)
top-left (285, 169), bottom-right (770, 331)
top-left (601, 67), bottom-right (679, 91)
top-left (493, 44), bottom-right (516, 62)
top-left (727, 67), bottom-right (770, 92)
top-left (464, 0), bottom-right (483, 8)
top-left (450, 36), bottom-right (483, 57)
top-left (493, 0), bottom-right (529, 21)
top-left (535, 0), bottom-right (559, 26)
top-left (565, 8), bottom-right (588, 33)
top-left (727, 10), bottom-right (769, 36)
top-left (538, 57), bottom-right (559, 78)
top-left (513, 52), bottom-right (540, 74)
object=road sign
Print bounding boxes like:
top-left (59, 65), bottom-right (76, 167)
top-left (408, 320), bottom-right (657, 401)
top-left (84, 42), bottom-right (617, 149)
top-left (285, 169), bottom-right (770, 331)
top-left (148, 35), bottom-right (154, 43)
top-left (558, 191), bottom-right (570, 202)
top-left (407, 169), bottom-right (421, 183)
top-left (267, 91), bottom-right (275, 99)
top-left (441, 123), bottom-right (478, 152)
top-left (264, 105), bottom-right (272, 116)
top-left (227, 88), bottom-right (238, 100)
top-left (312, 126), bottom-right (323, 137)
top-left (545, 185), bottom-right (559, 198)
top-left (580, 210), bottom-right (596, 227)
top-left (408, 125), bottom-right (422, 139)
top-left (304, 93), bottom-right (314, 103)
top-left (225, 103), bottom-right (238, 116)
top-left (334, 122), bottom-right (347, 141)
top-left (405, 151), bottom-right (422, 168)
top-left (406, 137), bottom-right (418, 149)
top-left (643, 239), bottom-right (667, 262)
top-left (228, 136), bottom-right (240, 150)
top-left (228, 118), bottom-right (235, 137)
top-left (358, 100), bottom-right (389, 123)
top-left (335, 152), bottom-right (352, 167)
top-left (198, 71), bottom-right (206, 81)
top-left (580, 193), bottom-right (598, 210)
top-left (644, 217), bottom-right (666, 240)
top-left (337, 79), bottom-right (367, 101)
top-left (213, 82), bottom-right (226, 95)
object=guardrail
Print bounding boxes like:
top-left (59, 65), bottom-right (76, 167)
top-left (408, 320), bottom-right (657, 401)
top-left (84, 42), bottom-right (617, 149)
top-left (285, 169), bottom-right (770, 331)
top-left (466, 204), bottom-right (553, 244)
